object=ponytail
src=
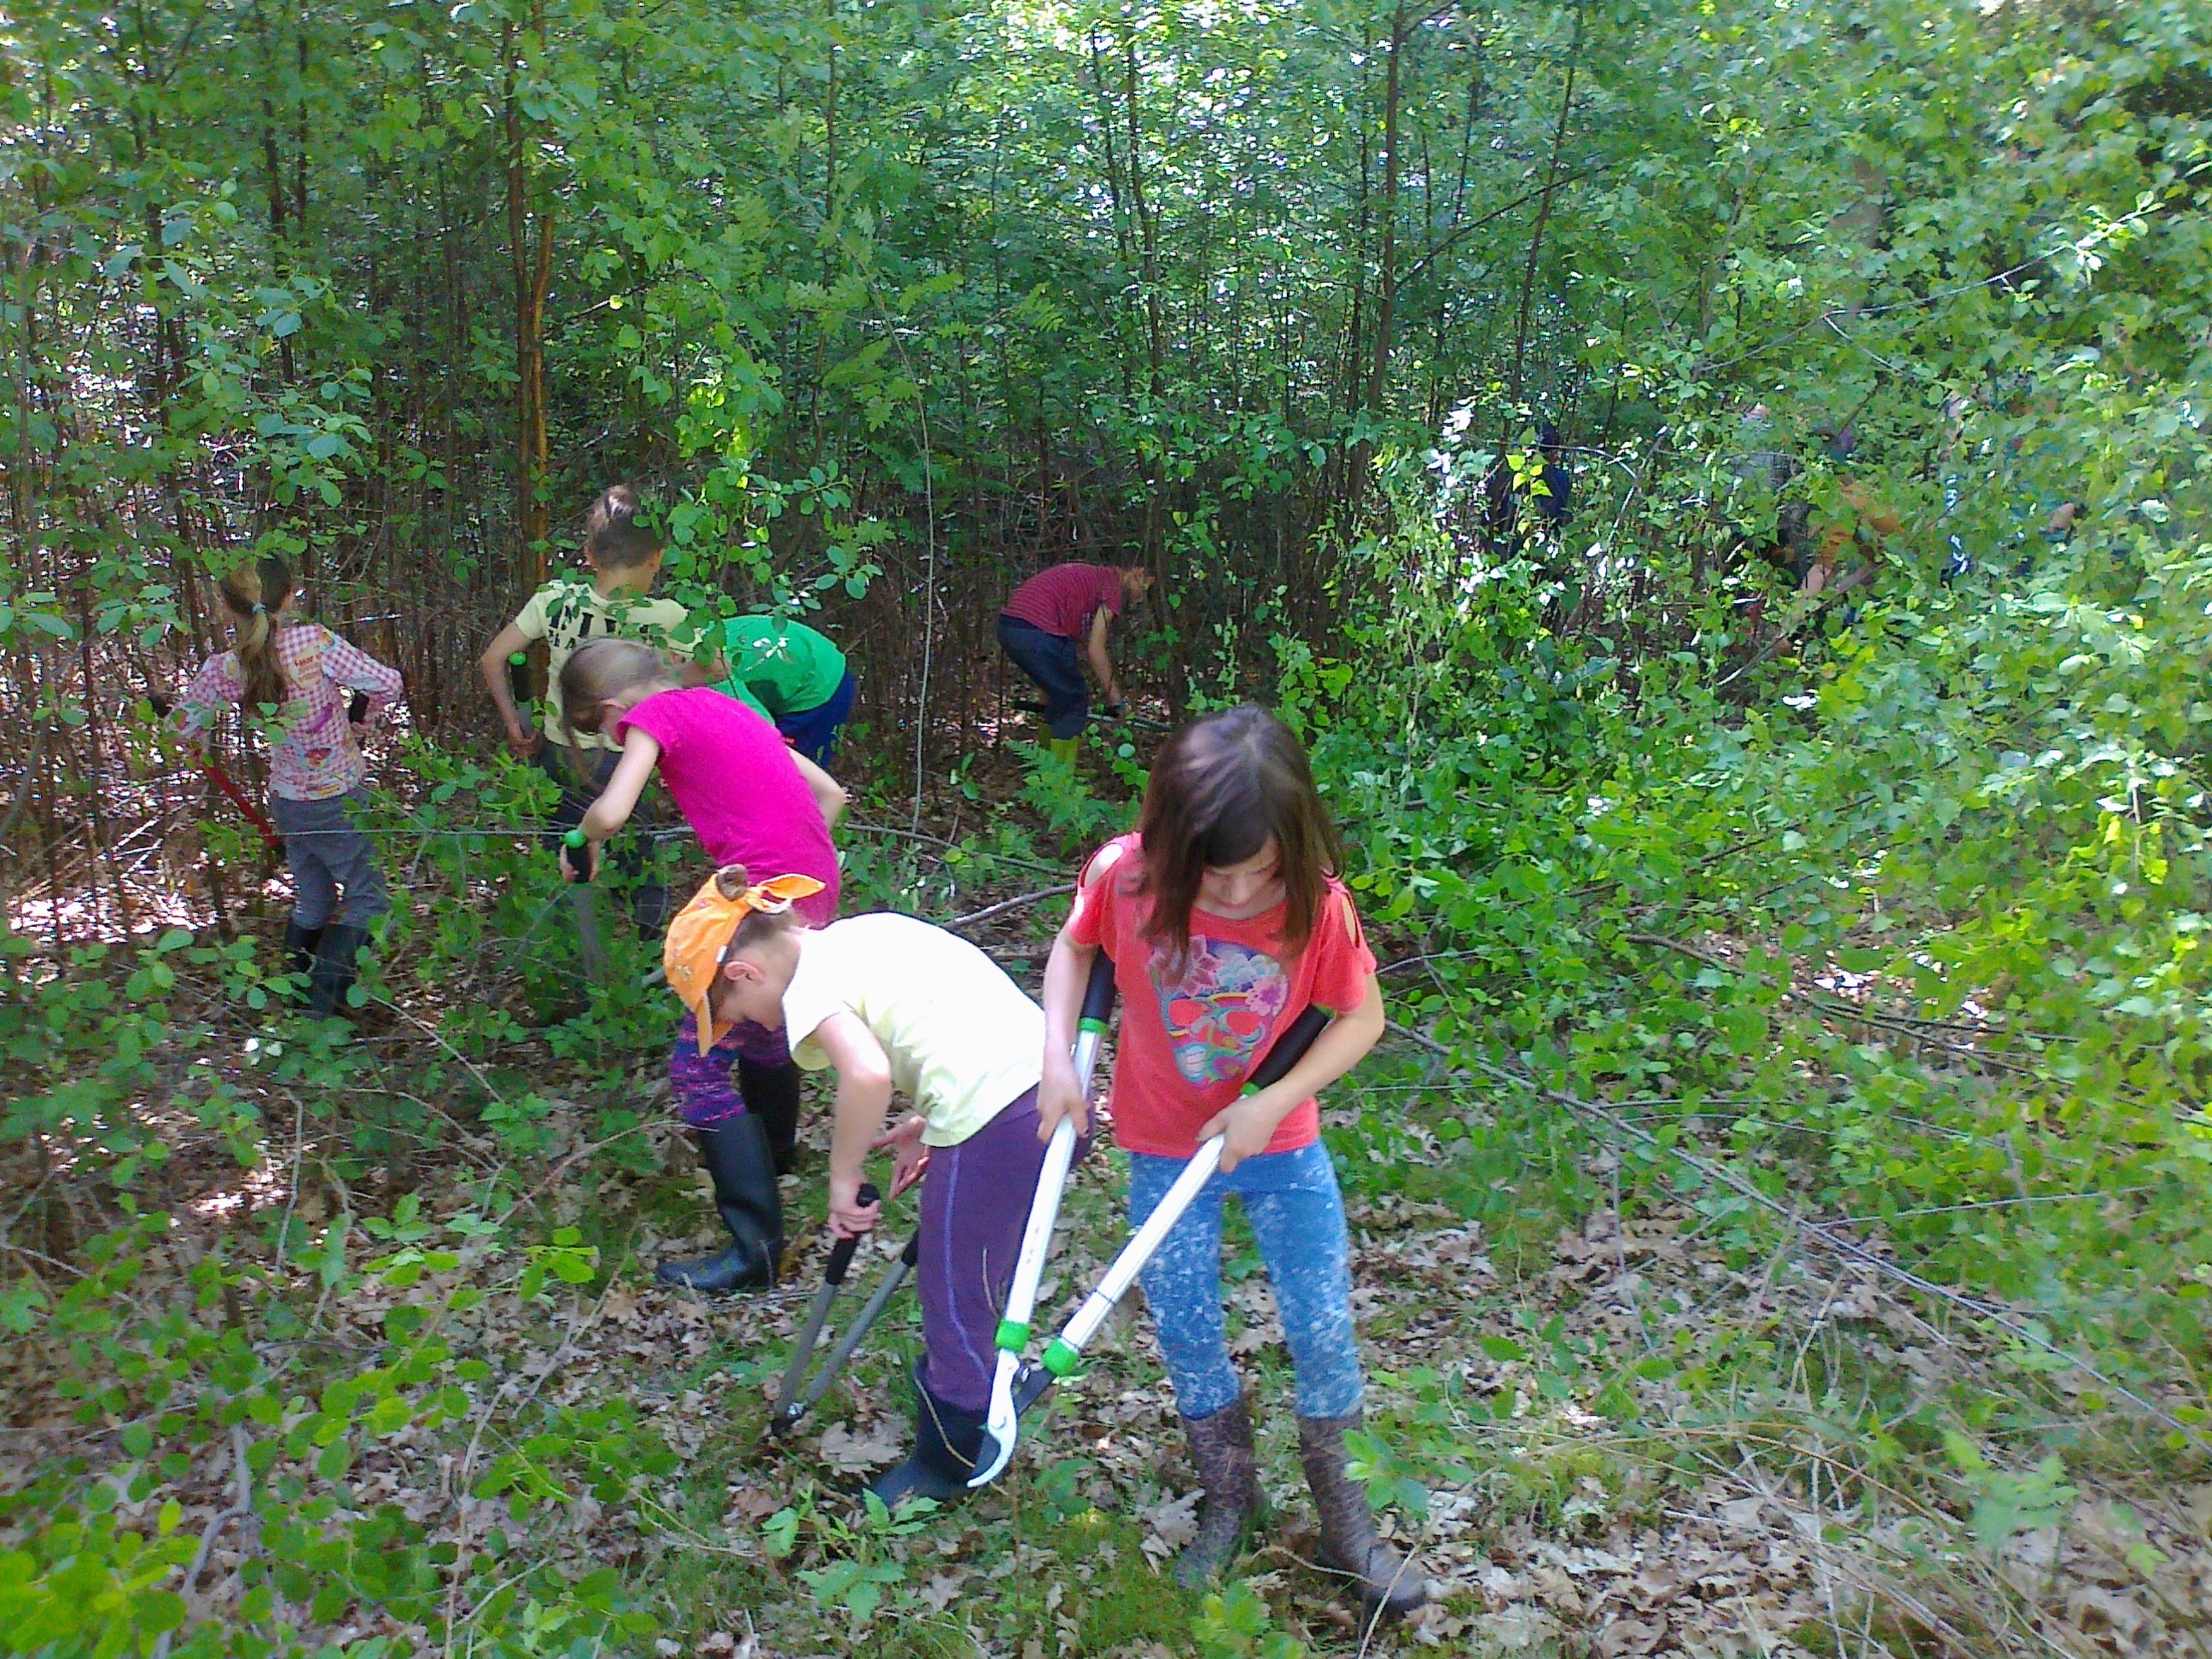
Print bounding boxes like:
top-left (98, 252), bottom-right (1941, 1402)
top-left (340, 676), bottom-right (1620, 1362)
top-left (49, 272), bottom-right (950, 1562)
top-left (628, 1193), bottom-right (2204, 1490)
top-left (221, 556), bottom-right (295, 713)
top-left (582, 484), bottom-right (664, 572)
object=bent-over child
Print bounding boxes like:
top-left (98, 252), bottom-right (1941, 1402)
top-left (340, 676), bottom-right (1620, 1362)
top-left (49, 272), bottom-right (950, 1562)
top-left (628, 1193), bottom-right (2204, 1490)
top-left (479, 484), bottom-right (712, 929)
top-left (714, 613), bottom-right (858, 767)
top-left (667, 869), bottom-right (1086, 1507)
top-left (561, 637), bottom-right (845, 1292)
top-left (174, 556), bottom-right (403, 1017)
top-left (1036, 704), bottom-right (1426, 1618)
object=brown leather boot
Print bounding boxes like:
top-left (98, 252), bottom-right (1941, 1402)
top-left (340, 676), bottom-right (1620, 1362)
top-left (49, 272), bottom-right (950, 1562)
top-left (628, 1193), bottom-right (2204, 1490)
top-left (1173, 1396), bottom-right (1263, 1588)
top-left (1296, 1412), bottom-right (1428, 1620)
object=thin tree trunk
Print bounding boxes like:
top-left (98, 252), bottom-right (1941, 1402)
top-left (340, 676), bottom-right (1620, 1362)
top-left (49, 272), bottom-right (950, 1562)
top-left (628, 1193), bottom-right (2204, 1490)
top-left (503, 10), bottom-right (553, 585)
top-left (1511, 0), bottom-right (1585, 403)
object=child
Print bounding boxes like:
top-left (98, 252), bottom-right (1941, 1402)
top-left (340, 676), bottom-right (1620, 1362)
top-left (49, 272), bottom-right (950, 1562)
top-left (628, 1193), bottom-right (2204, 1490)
top-left (664, 864), bottom-right (1084, 1506)
top-left (996, 560), bottom-right (1152, 763)
top-left (715, 613), bottom-right (858, 766)
top-left (478, 485), bottom-right (713, 929)
top-left (1035, 705), bottom-right (1426, 1618)
top-left (173, 556), bottom-right (404, 1017)
top-left (560, 637), bottom-right (847, 1291)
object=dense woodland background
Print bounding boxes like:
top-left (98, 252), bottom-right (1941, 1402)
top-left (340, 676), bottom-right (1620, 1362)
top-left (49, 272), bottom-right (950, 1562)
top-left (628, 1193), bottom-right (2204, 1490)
top-left (6, 0), bottom-right (2212, 1655)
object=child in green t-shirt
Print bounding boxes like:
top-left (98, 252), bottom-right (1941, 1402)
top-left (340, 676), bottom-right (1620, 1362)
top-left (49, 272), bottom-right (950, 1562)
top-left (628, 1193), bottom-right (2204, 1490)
top-left (714, 614), bottom-right (856, 766)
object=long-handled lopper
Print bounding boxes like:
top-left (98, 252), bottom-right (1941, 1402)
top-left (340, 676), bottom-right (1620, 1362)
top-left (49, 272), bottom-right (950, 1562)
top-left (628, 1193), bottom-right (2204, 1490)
top-left (144, 689), bottom-right (370, 854)
top-left (1009, 697), bottom-right (1172, 735)
top-left (764, 1181), bottom-right (878, 1435)
top-left (558, 827), bottom-right (608, 982)
top-left (966, 998), bottom-right (1336, 1489)
top-left (766, 1186), bottom-right (929, 1440)
top-left (969, 952), bottom-right (1118, 1484)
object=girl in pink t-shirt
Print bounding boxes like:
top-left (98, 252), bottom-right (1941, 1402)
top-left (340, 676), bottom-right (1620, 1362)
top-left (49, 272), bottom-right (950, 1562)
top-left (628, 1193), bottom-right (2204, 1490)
top-left (559, 637), bottom-right (847, 1293)
top-left (1037, 705), bottom-right (1425, 1620)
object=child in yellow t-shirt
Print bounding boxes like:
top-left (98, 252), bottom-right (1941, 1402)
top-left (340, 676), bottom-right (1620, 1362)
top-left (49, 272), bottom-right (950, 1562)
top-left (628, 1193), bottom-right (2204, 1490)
top-left (662, 867), bottom-right (1087, 1509)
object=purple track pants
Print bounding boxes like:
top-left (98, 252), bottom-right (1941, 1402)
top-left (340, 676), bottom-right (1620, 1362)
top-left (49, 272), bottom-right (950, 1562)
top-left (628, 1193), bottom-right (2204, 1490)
top-left (915, 1087), bottom-right (1090, 1412)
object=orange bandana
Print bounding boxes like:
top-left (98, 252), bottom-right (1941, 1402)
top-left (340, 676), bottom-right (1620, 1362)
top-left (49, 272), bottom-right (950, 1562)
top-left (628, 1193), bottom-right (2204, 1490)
top-left (663, 872), bottom-right (827, 1053)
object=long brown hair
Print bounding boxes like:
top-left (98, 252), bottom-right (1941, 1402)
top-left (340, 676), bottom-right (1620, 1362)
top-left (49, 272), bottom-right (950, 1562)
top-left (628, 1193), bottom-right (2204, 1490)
top-left (582, 484), bottom-right (663, 572)
top-left (558, 636), bottom-right (679, 776)
top-left (220, 556), bottom-right (296, 713)
top-left (1135, 704), bottom-right (1345, 968)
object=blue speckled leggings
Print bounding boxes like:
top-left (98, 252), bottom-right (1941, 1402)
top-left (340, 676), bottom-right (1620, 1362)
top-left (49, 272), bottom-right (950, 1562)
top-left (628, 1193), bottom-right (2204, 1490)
top-left (1128, 1140), bottom-right (1364, 1421)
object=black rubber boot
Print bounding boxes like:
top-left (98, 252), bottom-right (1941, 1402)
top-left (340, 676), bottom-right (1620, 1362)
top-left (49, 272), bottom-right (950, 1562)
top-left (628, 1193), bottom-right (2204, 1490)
top-left (1297, 1412), bottom-right (1428, 1621)
top-left (868, 1365), bottom-right (988, 1512)
top-left (307, 923), bottom-right (372, 1019)
top-left (740, 1057), bottom-right (804, 1177)
top-left (282, 919), bottom-right (324, 995)
top-left (1173, 1396), bottom-right (1264, 1588)
top-left (656, 1115), bottom-right (785, 1293)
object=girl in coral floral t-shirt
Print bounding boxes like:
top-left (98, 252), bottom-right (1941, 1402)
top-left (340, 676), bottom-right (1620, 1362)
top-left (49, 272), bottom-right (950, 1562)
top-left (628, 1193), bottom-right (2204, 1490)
top-left (1036, 705), bottom-right (1426, 1621)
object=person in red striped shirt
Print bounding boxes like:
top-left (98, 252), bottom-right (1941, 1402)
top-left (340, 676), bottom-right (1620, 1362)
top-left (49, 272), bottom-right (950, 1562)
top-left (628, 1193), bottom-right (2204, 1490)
top-left (996, 561), bottom-right (1153, 763)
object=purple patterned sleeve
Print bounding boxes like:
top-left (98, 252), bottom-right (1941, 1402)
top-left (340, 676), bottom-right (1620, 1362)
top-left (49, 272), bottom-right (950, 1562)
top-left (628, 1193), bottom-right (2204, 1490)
top-left (669, 1014), bottom-right (747, 1127)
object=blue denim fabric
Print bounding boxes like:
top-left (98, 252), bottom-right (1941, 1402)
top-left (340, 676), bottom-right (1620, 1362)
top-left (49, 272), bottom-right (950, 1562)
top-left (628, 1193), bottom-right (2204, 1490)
top-left (996, 614), bottom-right (1090, 740)
top-left (774, 670), bottom-right (857, 766)
top-left (1127, 1140), bottom-right (1364, 1420)
top-left (267, 786), bottom-right (389, 927)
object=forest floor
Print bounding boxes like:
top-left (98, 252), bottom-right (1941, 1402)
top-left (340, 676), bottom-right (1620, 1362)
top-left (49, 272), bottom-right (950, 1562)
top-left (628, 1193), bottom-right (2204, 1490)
top-left (3, 736), bottom-right (2205, 1659)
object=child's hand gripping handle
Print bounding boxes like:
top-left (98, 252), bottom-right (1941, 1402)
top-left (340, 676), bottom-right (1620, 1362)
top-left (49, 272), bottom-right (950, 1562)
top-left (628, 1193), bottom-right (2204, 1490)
top-left (348, 691), bottom-right (370, 725)
top-left (561, 827), bottom-right (596, 882)
top-left (824, 1183), bottom-right (879, 1286)
top-left (966, 953), bottom-right (1115, 1487)
top-left (1037, 1002), bottom-right (1335, 1384)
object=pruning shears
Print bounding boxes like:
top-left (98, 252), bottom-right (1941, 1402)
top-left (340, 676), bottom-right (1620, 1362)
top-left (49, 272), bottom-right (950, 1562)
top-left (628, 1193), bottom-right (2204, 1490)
top-left (557, 828), bottom-right (607, 981)
top-left (766, 1183), bottom-right (924, 1440)
top-left (1010, 697), bottom-right (1173, 735)
top-left (966, 999), bottom-right (1335, 1489)
top-left (970, 952), bottom-right (1115, 1481)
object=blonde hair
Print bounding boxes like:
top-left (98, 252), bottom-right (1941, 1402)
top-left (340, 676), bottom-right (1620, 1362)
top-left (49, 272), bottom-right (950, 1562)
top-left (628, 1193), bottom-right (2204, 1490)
top-left (558, 636), bottom-right (679, 773)
top-left (220, 556), bottom-right (295, 713)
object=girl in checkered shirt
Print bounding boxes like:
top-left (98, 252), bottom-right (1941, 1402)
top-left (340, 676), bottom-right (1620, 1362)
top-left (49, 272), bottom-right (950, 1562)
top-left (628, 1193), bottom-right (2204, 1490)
top-left (174, 556), bottom-right (403, 1016)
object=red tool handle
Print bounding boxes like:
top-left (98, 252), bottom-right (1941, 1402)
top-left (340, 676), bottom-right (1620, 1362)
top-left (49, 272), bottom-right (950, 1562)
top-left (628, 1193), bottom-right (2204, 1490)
top-left (202, 760), bottom-right (282, 851)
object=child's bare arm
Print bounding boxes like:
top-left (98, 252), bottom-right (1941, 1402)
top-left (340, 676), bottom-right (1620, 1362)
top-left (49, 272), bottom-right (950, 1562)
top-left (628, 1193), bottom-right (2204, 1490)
top-left (1037, 924), bottom-right (1097, 1140)
top-left (1199, 972), bottom-right (1386, 1172)
top-left (791, 749), bottom-right (847, 830)
top-left (812, 1012), bottom-right (897, 1237)
top-left (568, 728), bottom-right (661, 870)
top-left (479, 621), bottom-right (537, 754)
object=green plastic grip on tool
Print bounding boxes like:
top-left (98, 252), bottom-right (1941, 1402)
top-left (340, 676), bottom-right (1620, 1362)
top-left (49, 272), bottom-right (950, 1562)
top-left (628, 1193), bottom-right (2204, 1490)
top-left (509, 651), bottom-right (528, 666)
top-left (1041, 1338), bottom-right (1082, 1378)
top-left (995, 1318), bottom-right (1030, 1352)
top-left (1077, 1016), bottom-right (1109, 1036)
top-left (562, 827), bottom-right (595, 881)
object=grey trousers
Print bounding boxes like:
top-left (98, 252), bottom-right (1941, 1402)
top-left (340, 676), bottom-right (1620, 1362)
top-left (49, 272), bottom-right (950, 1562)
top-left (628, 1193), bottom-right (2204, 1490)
top-left (268, 787), bottom-right (389, 928)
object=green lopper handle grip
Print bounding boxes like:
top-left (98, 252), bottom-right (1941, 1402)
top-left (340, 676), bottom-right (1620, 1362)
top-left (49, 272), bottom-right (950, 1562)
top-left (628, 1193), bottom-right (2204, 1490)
top-left (562, 827), bottom-right (595, 881)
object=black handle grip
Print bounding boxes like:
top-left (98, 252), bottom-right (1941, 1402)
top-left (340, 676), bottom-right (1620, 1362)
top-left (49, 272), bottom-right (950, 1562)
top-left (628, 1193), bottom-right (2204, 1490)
top-left (1244, 1005), bottom-right (1333, 1094)
top-left (145, 691), bottom-right (175, 719)
top-left (824, 1182), bottom-right (880, 1284)
top-left (348, 691), bottom-right (369, 724)
top-left (562, 830), bottom-right (596, 882)
top-left (508, 650), bottom-right (531, 704)
top-left (1080, 950), bottom-right (1117, 1027)
top-left (899, 1231), bottom-right (921, 1267)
